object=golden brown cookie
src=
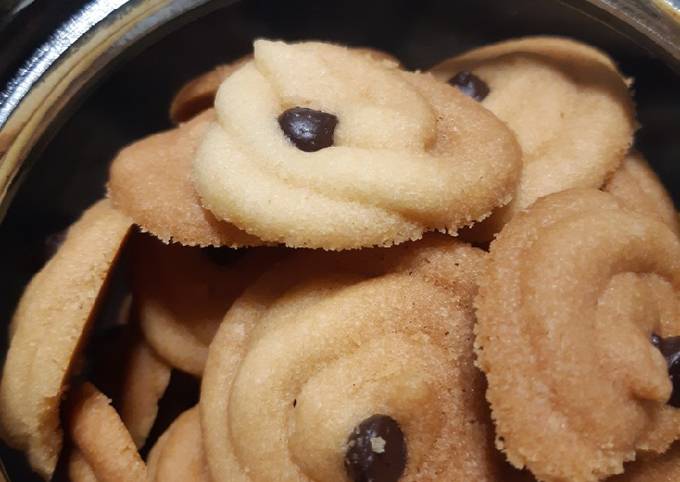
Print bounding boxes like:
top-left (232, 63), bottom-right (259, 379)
top-left (0, 200), bottom-right (132, 479)
top-left (131, 233), bottom-right (282, 376)
top-left (604, 151), bottom-right (679, 236)
top-left (475, 188), bottom-right (680, 482)
top-left (170, 56), bottom-right (253, 124)
top-left (200, 237), bottom-right (511, 481)
top-left (193, 40), bottom-right (521, 249)
top-left (68, 383), bottom-right (146, 482)
top-left (169, 49), bottom-right (399, 125)
top-left (146, 407), bottom-right (210, 482)
top-left (107, 110), bottom-right (262, 247)
top-left (118, 339), bottom-right (171, 448)
top-left (431, 36), bottom-right (635, 239)
top-left (68, 450), bottom-right (98, 482)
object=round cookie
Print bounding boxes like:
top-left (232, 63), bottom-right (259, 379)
top-left (193, 39), bottom-right (521, 249)
top-left (107, 109), bottom-right (262, 247)
top-left (0, 199), bottom-right (132, 479)
top-left (131, 233), bottom-right (282, 376)
top-left (475, 188), bottom-right (680, 482)
top-left (146, 407), bottom-right (210, 482)
top-left (604, 151), bottom-right (679, 236)
top-left (118, 339), bottom-right (172, 448)
top-left (170, 49), bottom-right (398, 124)
top-left (200, 237), bottom-right (510, 481)
top-left (431, 36), bottom-right (636, 239)
top-left (68, 383), bottom-right (146, 482)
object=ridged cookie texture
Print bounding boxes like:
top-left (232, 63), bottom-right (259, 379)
top-left (193, 39), bottom-right (521, 249)
top-left (199, 236), bottom-right (515, 481)
top-left (432, 36), bottom-right (636, 239)
top-left (475, 189), bottom-right (680, 482)
top-left (0, 200), bottom-right (132, 479)
top-left (169, 49), bottom-right (398, 124)
top-left (131, 233), bottom-right (283, 376)
top-left (604, 151), bottom-right (680, 236)
top-left (108, 110), bottom-right (262, 247)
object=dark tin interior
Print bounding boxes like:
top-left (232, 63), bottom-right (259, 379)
top-left (0, 0), bottom-right (679, 479)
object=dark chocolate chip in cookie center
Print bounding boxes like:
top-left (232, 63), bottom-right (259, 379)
top-left (448, 71), bottom-right (490, 102)
top-left (344, 414), bottom-right (406, 482)
top-left (651, 333), bottom-right (680, 408)
top-left (278, 107), bottom-right (338, 152)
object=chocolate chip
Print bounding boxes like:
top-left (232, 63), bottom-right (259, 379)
top-left (651, 334), bottom-right (680, 407)
top-left (448, 71), bottom-right (490, 101)
top-left (278, 107), bottom-right (338, 152)
top-left (344, 414), bottom-right (406, 482)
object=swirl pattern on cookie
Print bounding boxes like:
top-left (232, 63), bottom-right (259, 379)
top-left (200, 237), bottom-right (510, 481)
top-left (146, 407), bottom-right (210, 482)
top-left (169, 49), bottom-right (398, 124)
top-left (132, 233), bottom-right (282, 376)
top-left (0, 200), bottom-right (132, 479)
top-left (194, 40), bottom-right (521, 249)
top-left (68, 383), bottom-right (146, 482)
top-left (108, 110), bottom-right (261, 247)
top-left (604, 151), bottom-right (679, 236)
top-left (475, 189), bottom-right (680, 482)
top-left (431, 36), bottom-right (635, 238)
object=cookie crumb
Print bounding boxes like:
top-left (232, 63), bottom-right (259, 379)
top-left (370, 436), bottom-right (386, 453)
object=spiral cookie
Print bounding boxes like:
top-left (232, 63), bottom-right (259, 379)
top-left (475, 189), bottom-right (680, 482)
top-left (0, 200), bottom-right (132, 479)
top-left (118, 339), bottom-right (172, 448)
top-left (69, 450), bottom-right (98, 482)
top-left (170, 49), bottom-right (398, 124)
top-left (201, 237), bottom-right (510, 481)
top-left (146, 407), bottom-right (210, 482)
top-left (431, 36), bottom-right (635, 238)
top-left (132, 233), bottom-right (282, 375)
top-left (193, 39), bottom-right (521, 249)
top-left (108, 109), bottom-right (261, 247)
top-left (604, 151), bottom-right (679, 236)
top-left (68, 383), bottom-right (146, 482)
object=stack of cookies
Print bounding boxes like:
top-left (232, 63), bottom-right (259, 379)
top-left (1, 37), bottom-right (678, 482)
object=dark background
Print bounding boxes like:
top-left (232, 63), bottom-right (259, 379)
top-left (0, 0), bottom-right (679, 480)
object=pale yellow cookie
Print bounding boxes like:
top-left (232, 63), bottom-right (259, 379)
top-left (475, 189), bottom-right (680, 482)
top-left (431, 36), bottom-right (635, 239)
top-left (146, 407), bottom-right (210, 482)
top-left (68, 383), bottom-right (146, 482)
top-left (200, 237), bottom-right (511, 481)
top-left (0, 200), bottom-right (132, 479)
top-left (604, 151), bottom-right (679, 236)
top-left (193, 40), bottom-right (521, 249)
top-left (169, 49), bottom-right (398, 124)
top-left (108, 110), bottom-right (262, 247)
top-left (131, 233), bottom-right (282, 376)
